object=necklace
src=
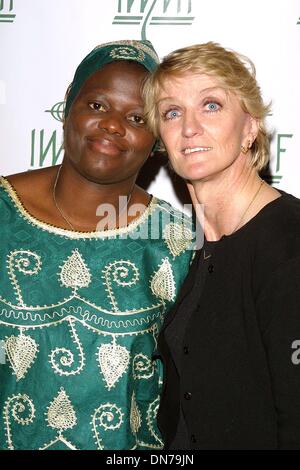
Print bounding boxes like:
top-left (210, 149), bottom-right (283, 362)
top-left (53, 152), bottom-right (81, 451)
top-left (52, 165), bottom-right (134, 232)
top-left (230, 178), bottom-right (265, 235)
top-left (203, 178), bottom-right (264, 260)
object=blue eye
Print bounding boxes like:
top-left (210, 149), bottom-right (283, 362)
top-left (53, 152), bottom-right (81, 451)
top-left (205, 101), bottom-right (220, 112)
top-left (164, 109), bottom-right (181, 120)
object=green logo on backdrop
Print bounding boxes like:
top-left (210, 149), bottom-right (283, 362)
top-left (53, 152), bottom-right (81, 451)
top-left (262, 133), bottom-right (293, 185)
top-left (30, 102), bottom-right (65, 169)
top-left (113, 0), bottom-right (194, 39)
top-left (45, 101), bottom-right (65, 122)
top-left (0, 0), bottom-right (15, 23)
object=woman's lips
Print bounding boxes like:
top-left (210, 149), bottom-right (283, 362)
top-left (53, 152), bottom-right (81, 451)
top-left (87, 137), bottom-right (125, 156)
top-left (182, 146), bottom-right (213, 155)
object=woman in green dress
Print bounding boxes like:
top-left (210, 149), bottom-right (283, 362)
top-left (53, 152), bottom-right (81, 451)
top-left (0, 40), bottom-right (194, 450)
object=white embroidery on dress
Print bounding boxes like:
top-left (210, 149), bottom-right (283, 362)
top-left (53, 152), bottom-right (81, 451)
top-left (0, 306), bottom-right (65, 324)
top-left (59, 249), bottom-right (91, 293)
top-left (150, 258), bottom-right (176, 301)
top-left (80, 308), bottom-right (163, 329)
top-left (5, 330), bottom-right (39, 381)
top-left (49, 317), bottom-right (85, 376)
top-left (133, 353), bottom-right (155, 380)
top-left (136, 439), bottom-right (164, 450)
top-left (91, 403), bottom-right (124, 450)
top-left (102, 260), bottom-right (140, 312)
top-left (97, 336), bottom-right (130, 389)
top-left (130, 391), bottom-right (142, 435)
top-left (3, 394), bottom-right (35, 450)
top-left (1, 176), bottom-right (157, 240)
top-left (39, 435), bottom-right (78, 450)
top-left (151, 322), bottom-right (160, 350)
top-left (39, 388), bottom-right (78, 450)
top-left (146, 396), bottom-right (164, 446)
top-left (0, 308), bottom-right (164, 340)
top-left (7, 250), bottom-right (42, 307)
top-left (0, 296), bottom-right (163, 324)
top-left (46, 387), bottom-right (77, 430)
top-left (164, 222), bottom-right (193, 257)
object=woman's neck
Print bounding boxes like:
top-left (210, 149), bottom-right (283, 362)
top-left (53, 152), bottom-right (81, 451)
top-left (52, 160), bottom-right (145, 231)
top-left (188, 167), bottom-right (279, 242)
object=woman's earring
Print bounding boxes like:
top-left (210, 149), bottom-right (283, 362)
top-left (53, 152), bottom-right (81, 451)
top-left (241, 140), bottom-right (252, 154)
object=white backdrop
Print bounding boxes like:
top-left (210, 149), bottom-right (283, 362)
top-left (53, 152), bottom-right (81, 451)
top-left (1, 0), bottom-right (300, 210)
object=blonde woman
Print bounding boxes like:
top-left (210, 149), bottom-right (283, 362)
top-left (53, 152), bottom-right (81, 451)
top-left (143, 42), bottom-right (300, 449)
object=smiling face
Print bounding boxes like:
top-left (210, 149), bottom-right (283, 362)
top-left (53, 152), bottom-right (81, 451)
top-left (157, 73), bottom-right (258, 183)
top-left (63, 61), bottom-right (155, 184)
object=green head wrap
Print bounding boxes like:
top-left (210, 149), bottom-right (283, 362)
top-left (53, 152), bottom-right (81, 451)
top-left (64, 39), bottom-right (159, 118)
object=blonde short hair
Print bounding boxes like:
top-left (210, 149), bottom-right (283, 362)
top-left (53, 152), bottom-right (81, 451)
top-left (143, 42), bottom-right (271, 171)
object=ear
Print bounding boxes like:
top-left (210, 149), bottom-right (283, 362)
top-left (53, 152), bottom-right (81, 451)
top-left (248, 115), bottom-right (259, 144)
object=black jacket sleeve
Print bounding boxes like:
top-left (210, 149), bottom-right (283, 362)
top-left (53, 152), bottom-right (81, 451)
top-left (257, 255), bottom-right (300, 449)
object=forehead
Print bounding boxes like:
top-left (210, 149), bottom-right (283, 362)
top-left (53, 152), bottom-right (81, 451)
top-left (156, 72), bottom-right (244, 108)
top-left (158, 72), bottom-right (223, 97)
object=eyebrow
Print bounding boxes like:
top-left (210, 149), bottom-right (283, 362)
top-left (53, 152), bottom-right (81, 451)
top-left (157, 86), bottom-right (226, 105)
top-left (82, 90), bottom-right (144, 108)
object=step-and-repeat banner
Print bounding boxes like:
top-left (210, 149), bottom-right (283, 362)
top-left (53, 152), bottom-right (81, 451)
top-left (1, 0), bottom-right (300, 209)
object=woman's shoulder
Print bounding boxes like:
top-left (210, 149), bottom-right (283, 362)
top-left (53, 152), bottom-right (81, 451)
top-left (149, 197), bottom-right (196, 256)
top-left (4, 166), bottom-right (56, 196)
top-left (153, 197), bottom-right (193, 224)
top-left (278, 189), bottom-right (300, 214)
top-left (2, 166), bottom-right (56, 213)
top-left (249, 189), bottom-right (300, 269)
top-left (260, 189), bottom-right (300, 232)
top-left (242, 188), bottom-right (300, 236)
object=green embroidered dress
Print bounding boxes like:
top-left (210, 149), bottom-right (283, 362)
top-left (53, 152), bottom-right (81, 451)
top-left (0, 177), bottom-right (194, 450)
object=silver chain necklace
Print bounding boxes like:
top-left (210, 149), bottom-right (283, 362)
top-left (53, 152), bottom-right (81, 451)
top-left (203, 178), bottom-right (265, 259)
top-left (52, 165), bottom-right (134, 232)
top-left (230, 178), bottom-right (265, 234)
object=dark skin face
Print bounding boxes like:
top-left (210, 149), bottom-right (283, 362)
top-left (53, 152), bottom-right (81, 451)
top-left (63, 61), bottom-right (155, 185)
top-left (6, 61), bottom-right (155, 231)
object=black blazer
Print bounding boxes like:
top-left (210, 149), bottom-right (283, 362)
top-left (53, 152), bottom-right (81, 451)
top-left (156, 192), bottom-right (300, 450)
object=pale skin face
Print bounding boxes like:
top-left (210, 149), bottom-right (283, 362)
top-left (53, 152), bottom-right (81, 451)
top-left (156, 72), bottom-right (282, 241)
top-left (157, 73), bottom-right (258, 185)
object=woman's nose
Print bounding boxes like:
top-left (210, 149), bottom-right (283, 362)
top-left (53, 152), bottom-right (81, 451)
top-left (98, 113), bottom-right (126, 137)
top-left (182, 111), bottom-right (203, 138)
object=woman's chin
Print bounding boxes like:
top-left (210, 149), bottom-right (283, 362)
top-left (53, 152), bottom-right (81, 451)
top-left (172, 160), bottom-right (212, 181)
top-left (179, 169), bottom-right (210, 183)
